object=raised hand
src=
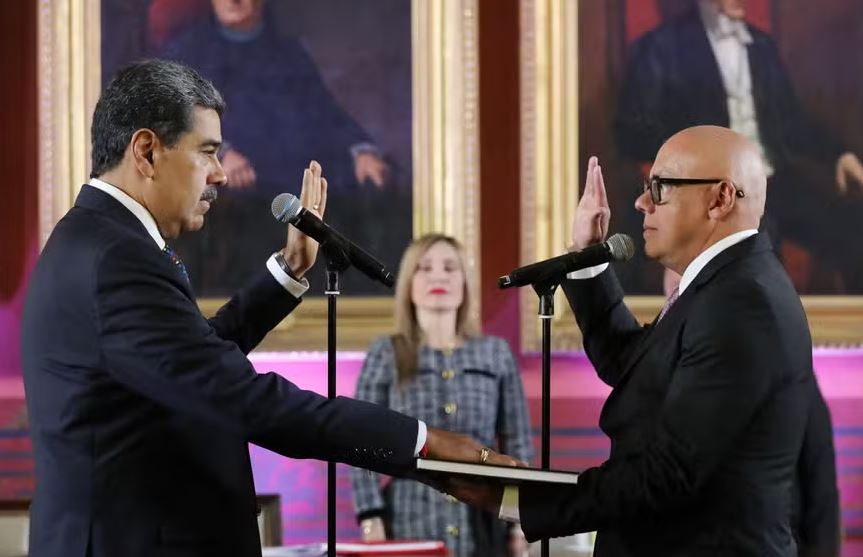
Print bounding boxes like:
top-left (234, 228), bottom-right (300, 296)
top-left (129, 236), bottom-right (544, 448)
top-left (570, 156), bottom-right (610, 251)
top-left (281, 161), bottom-right (328, 278)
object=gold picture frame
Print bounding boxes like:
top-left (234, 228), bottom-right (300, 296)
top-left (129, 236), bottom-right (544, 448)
top-left (38, 0), bottom-right (480, 351)
top-left (519, 0), bottom-right (863, 351)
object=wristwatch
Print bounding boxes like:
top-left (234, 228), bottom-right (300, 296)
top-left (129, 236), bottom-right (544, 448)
top-left (273, 251), bottom-right (301, 282)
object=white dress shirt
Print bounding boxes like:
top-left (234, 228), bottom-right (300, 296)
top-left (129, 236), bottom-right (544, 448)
top-left (500, 229), bottom-right (760, 522)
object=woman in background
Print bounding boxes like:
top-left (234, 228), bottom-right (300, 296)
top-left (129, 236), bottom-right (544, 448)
top-left (350, 233), bottom-right (533, 557)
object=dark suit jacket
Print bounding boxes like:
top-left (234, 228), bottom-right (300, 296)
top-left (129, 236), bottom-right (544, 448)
top-left (614, 9), bottom-right (844, 169)
top-left (519, 233), bottom-right (815, 556)
top-left (21, 185), bottom-right (420, 557)
top-left (793, 380), bottom-right (840, 557)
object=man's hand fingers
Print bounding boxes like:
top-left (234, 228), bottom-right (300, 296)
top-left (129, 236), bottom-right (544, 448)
top-left (585, 156), bottom-right (598, 198)
top-left (299, 168), bottom-right (312, 206)
top-left (317, 178), bottom-right (328, 218)
top-left (447, 478), bottom-right (503, 513)
top-left (447, 478), bottom-right (480, 506)
top-left (851, 164), bottom-right (863, 185)
top-left (485, 450), bottom-right (520, 467)
top-left (309, 161), bottom-right (322, 209)
top-left (595, 164), bottom-right (609, 208)
top-left (597, 207), bottom-right (610, 240)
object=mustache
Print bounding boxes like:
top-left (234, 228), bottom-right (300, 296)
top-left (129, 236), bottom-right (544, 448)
top-left (200, 187), bottom-right (218, 203)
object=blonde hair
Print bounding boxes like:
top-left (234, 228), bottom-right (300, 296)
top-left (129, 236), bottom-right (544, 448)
top-left (391, 233), bottom-right (480, 382)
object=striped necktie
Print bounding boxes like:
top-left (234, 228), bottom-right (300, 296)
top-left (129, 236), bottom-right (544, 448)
top-left (162, 245), bottom-right (190, 285)
top-left (656, 285), bottom-right (680, 323)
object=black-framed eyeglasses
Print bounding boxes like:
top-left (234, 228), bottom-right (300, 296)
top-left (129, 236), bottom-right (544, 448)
top-left (639, 176), bottom-right (745, 205)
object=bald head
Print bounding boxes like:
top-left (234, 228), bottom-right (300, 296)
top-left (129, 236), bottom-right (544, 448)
top-left (655, 125), bottom-right (767, 227)
top-left (637, 126), bottom-right (767, 274)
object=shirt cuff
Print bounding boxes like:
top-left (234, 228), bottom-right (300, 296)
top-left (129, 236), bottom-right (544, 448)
top-left (266, 255), bottom-right (309, 298)
top-left (414, 420), bottom-right (428, 457)
top-left (567, 262), bottom-right (609, 280)
top-left (499, 485), bottom-right (521, 522)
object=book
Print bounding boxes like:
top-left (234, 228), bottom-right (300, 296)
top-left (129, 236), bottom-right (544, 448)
top-left (335, 540), bottom-right (447, 555)
top-left (415, 458), bottom-right (579, 485)
top-left (262, 545), bottom-right (326, 557)
top-left (262, 541), bottom-right (447, 557)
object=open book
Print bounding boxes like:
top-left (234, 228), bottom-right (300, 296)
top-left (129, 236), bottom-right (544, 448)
top-left (416, 458), bottom-right (579, 485)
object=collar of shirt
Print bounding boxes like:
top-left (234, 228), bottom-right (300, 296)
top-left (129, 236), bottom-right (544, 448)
top-left (678, 229), bottom-right (758, 295)
top-left (88, 178), bottom-right (166, 250)
top-left (699, 0), bottom-right (753, 44)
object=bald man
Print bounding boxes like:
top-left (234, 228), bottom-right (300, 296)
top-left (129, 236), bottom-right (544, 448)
top-left (451, 126), bottom-right (816, 556)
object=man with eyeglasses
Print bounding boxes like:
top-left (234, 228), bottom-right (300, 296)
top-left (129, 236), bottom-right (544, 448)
top-left (448, 126), bottom-right (816, 557)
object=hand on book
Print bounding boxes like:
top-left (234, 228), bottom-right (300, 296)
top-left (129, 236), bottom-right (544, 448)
top-left (444, 478), bottom-right (504, 516)
top-left (424, 427), bottom-right (521, 467)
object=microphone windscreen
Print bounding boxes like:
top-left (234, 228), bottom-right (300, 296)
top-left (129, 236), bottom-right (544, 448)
top-left (607, 233), bottom-right (635, 262)
top-left (271, 193), bottom-right (301, 223)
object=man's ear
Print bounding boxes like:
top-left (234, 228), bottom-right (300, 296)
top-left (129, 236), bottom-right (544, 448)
top-left (708, 181), bottom-right (737, 219)
top-left (130, 129), bottom-right (159, 178)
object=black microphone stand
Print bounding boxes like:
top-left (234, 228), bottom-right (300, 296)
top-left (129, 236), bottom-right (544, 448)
top-left (321, 241), bottom-right (351, 557)
top-left (531, 275), bottom-right (559, 557)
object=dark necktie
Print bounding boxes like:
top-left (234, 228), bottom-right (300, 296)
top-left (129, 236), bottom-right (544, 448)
top-left (163, 245), bottom-right (190, 285)
top-left (656, 285), bottom-right (680, 323)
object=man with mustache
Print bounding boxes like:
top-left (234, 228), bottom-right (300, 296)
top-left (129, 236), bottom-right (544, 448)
top-left (20, 59), bottom-right (514, 557)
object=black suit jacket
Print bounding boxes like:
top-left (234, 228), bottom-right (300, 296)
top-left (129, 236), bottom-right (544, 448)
top-left (793, 380), bottom-right (840, 557)
top-left (21, 185), bottom-right (420, 557)
top-left (519, 234), bottom-right (815, 556)
top-left (614, 9), bottom-right (844, 169)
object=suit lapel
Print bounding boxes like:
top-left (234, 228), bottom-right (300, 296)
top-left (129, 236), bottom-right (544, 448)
top-left (611, 234), bottom-right (773, 390)
top-left (610, 294), bottom-right (695, 391)
top-left (74, 185), bottom-right (195, 296)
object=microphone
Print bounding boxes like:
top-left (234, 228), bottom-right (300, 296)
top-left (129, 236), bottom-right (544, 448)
top-left (271, 193), bottom-right (396, 288)
top-left (498, 233), bottom-right (635, 289)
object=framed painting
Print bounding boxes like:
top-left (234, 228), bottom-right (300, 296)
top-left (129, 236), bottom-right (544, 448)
top-left (520, 0), bottom-right (863, 350)
top-left (38, 0), bottom-right (480, 350)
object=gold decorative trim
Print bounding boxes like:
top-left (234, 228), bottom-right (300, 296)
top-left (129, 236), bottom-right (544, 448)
top-left (198, 296), bottom-right (396, 352)
top-left (37, 0), bottom-right (480, 351)
top-left (412, 0), bottom-right (481, 326)
top-left (519, 0), bottom-right (579, 351)
top-left (546, 297), bottom-right (863, 350)
top-left (519, 0), bottom-right (863, 349)
top-left (801, 297), bottom-right (863, 347)
top-left (38, 0), bottom-right (101, 247)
